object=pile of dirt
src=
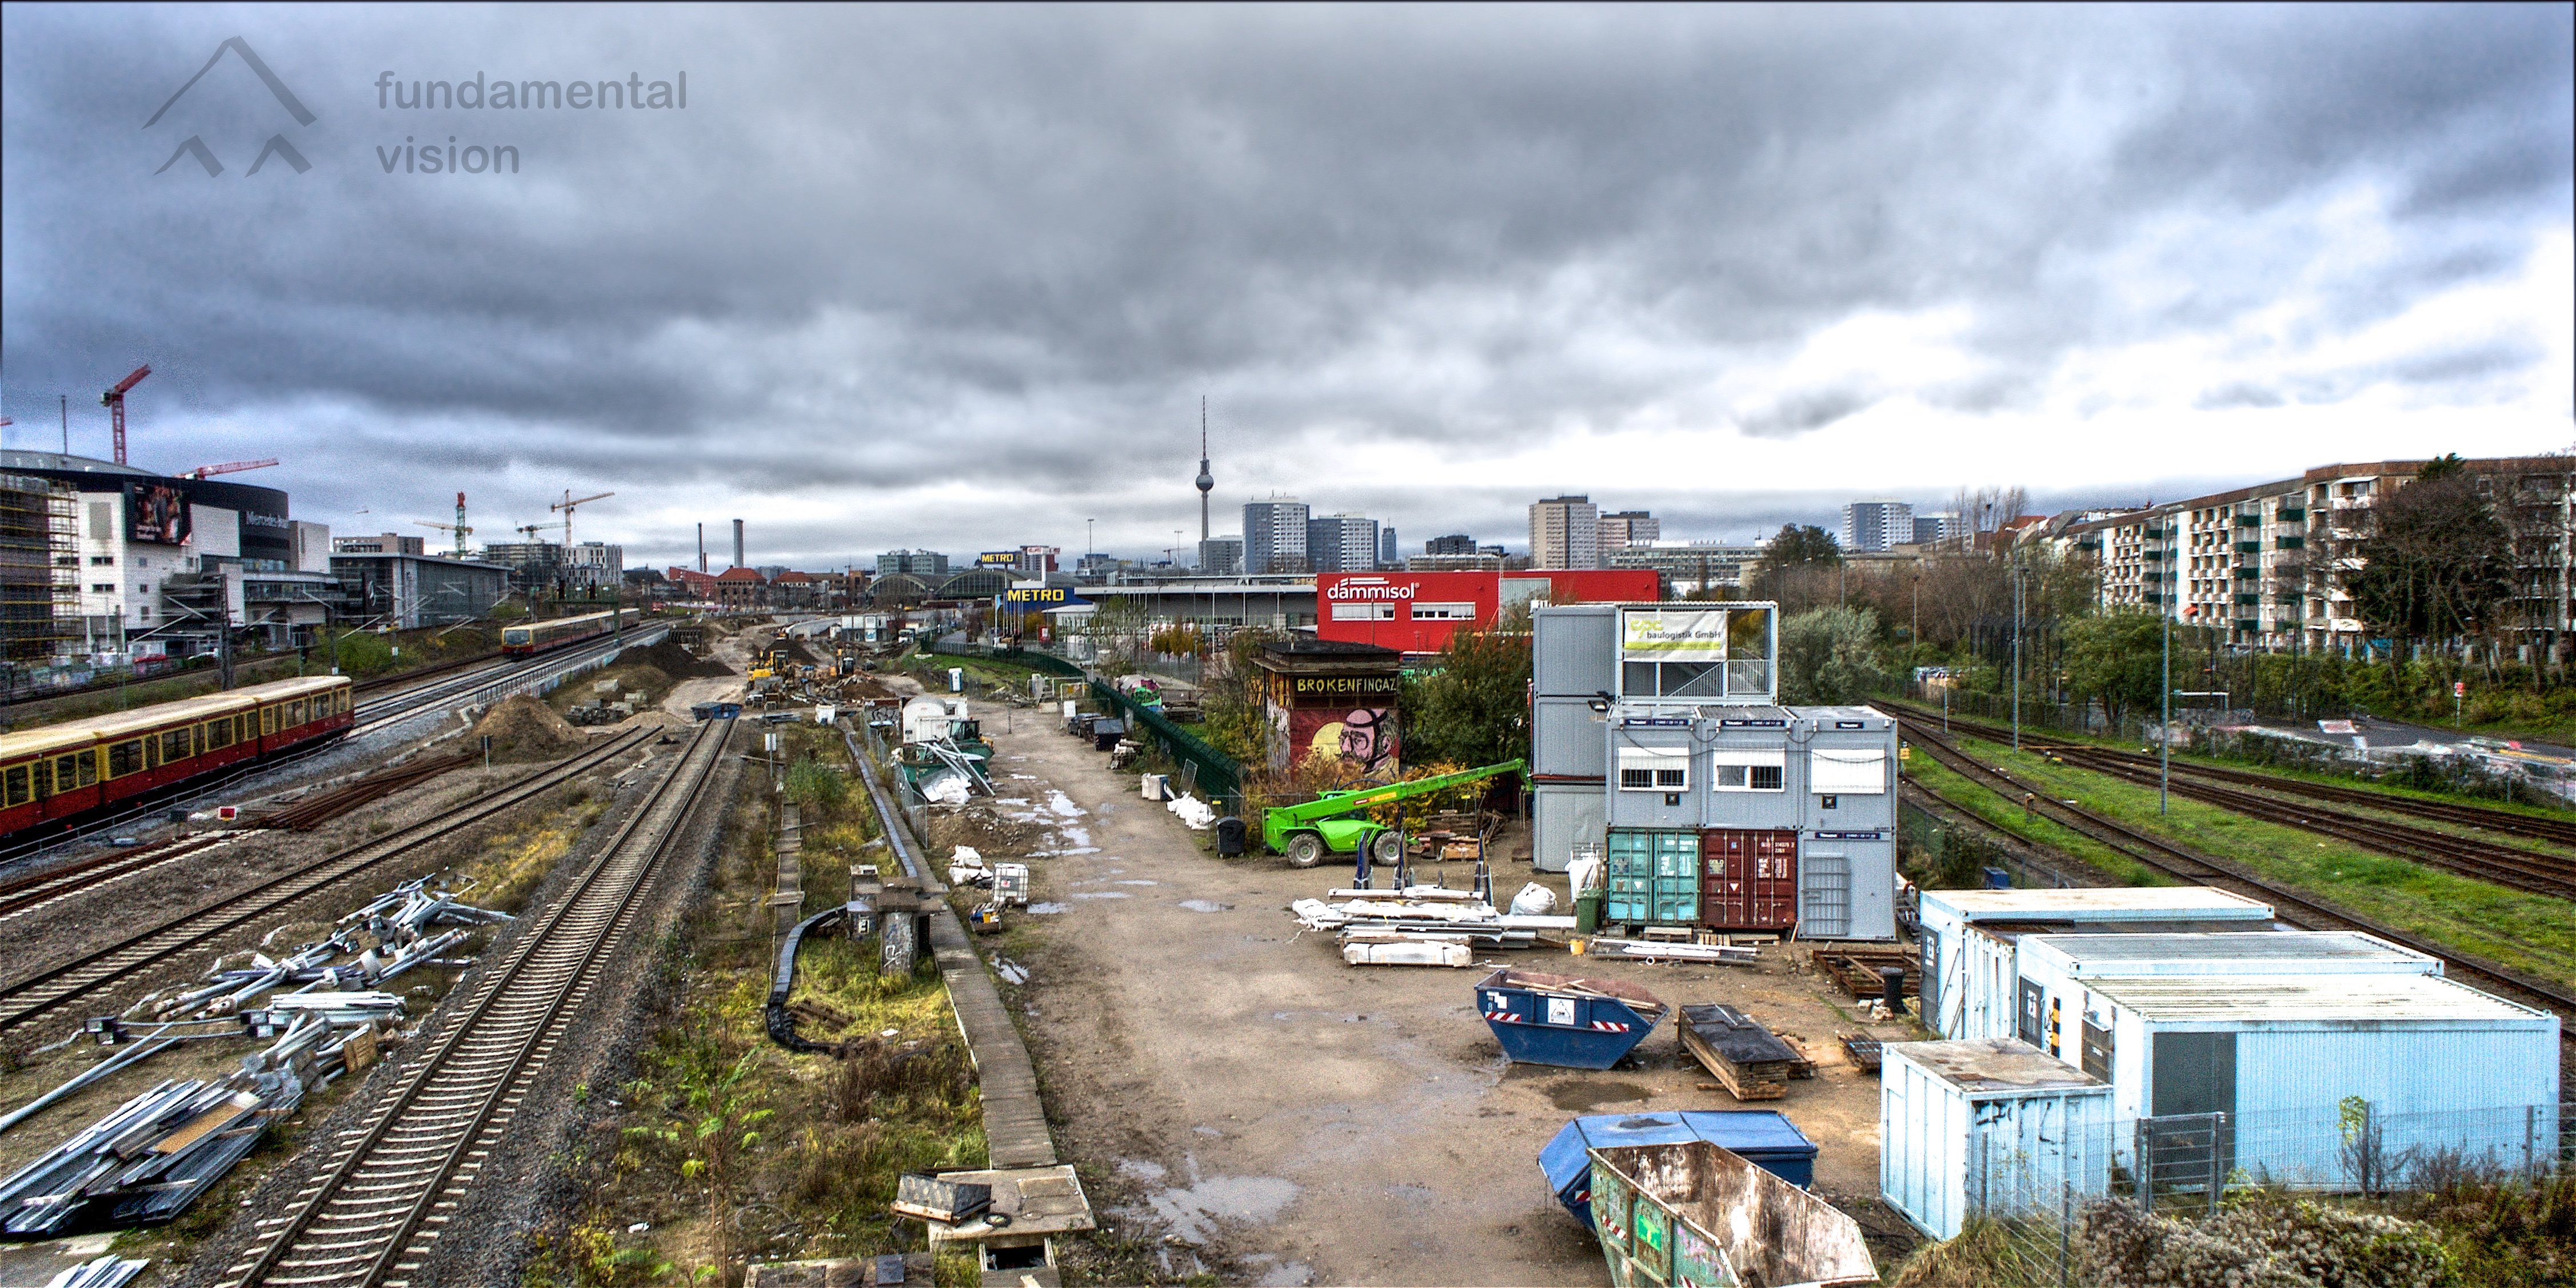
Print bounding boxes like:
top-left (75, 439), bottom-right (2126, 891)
top-left (628, 638), bottom-right (733, 679)
top-left (472, 694), bottom-right (590, 763)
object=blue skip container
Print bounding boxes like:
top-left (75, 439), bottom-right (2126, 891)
top-left (1540, 1110), bottom-right (1820, 1230)
top-left (1476, 968), bottom-right (1668, 1070)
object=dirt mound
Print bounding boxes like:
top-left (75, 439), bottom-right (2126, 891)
top-left (473, 694), bottom-right (590, 763)
top-left (629, 638), bottom-right (733, 679)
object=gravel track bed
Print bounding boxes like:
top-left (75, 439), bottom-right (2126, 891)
top-left (165, 730), bottom-right (743, 1288)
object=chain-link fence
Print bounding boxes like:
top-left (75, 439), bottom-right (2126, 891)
top-left (1089, 677), bottom-right (1244, 818)
top-left (1943, 1099), bottom-right (2573, 1285)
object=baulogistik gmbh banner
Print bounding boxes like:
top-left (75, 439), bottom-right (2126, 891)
top-left (1620, 608), bottom-right (1728, 661)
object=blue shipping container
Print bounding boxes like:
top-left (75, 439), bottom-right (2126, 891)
top-left (1477, 968), bottom-right (1670, 1070)
top-left (1540, 1111), bottom-right (1820, 1229)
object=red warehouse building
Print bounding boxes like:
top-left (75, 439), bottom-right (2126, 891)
top-left (1315, 569), bottom-right (1660, 655)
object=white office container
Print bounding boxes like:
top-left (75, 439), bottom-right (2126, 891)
top-left (1916, 887), bottom-right (2275, 1040)
top-left (2084, 974), bottom-right (2561, 1188)
top-left (2013, 932), bottom-right (2439, 1068)
top-left (1880, 1038), bottom-right (2112, 1241)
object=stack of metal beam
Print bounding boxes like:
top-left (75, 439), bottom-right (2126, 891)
top-left (0, 1071), bottom-right (302, 1236)
top-left (1291, 894), bottom-right (1571, 949)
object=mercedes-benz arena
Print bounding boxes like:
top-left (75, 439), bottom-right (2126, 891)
top-left (1316, 569), bottom-right (1659, 656)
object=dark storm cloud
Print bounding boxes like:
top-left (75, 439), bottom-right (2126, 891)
top-left (2, 4), bottom-right (2567, 565)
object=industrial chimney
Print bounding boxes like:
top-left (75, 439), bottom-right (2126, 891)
top-left (697, 523), bottom-right (707, 573)
top-left (733, 519), bottom-right (745, 570)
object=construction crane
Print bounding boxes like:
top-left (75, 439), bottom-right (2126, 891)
top-left (101, 366), bottom-right (150, 465)
top-left (415, 492), bottom-right (472, 557)
top-left (178, 458), bottom-right (278, 480)
top-left (549, 490), bottom-right (613, 547)
top-left (513, 523), bottom-right (548, 540)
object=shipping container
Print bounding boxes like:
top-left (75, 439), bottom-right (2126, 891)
top-left (2083, 974), bottom-right (2561, 1188)
top-left (1532, 779), bottom-right (1605, 874)
top-left (1533, 604), bottom-right (1620, 697)
top-left (1916, 888), bottom-right (2277, 1040)
top-left (1699, 829), bottom-right (1798, 930)
top-left (1532, 696), bottom-right (1608, 779)
top-left (1880, 1038), bottom-right (2114, 1241)
top-left (1607, 829), bottom-right (1700, 926)
top-left (2014, 932), bottom-right (2439, 1072)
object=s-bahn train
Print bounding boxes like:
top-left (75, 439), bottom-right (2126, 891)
top-left (500, 609), bottom-right (625, 657)
top-left (0, 675), bottom-right (354, 840)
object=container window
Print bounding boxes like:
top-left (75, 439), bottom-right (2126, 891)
top-left (1749, 765), bottom-right (1782, 791)
top-left (1616, 749), bottom-right (1688, 791)
top-left (1811, 749), bottom-right (1887, 794)
top-left (1620, 768), bottom-right (1656, 789)
top-left (1711, 750), bottom-right (1784, 792)
top-left (1715, 765), bottom-right (1746, 789)
top-left (108, 740), bottom-right (145, 777)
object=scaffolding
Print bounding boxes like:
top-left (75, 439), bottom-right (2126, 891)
top-left (0, 472), bottom-right (81, 663)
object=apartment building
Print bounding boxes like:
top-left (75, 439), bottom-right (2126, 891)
top-left (2057, 457), bottom-right (2576, 656)
top-left (1842, 500), bottom-right (1912, 553)
top-left (1529, 496), bottom-right (1601, 570)
top-left (1244, 497), bottom-right (1312, 575)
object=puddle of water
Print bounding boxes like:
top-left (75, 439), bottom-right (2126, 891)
top-left (1026, 902), bottom-right (1069, 915)
top-left (1193, 1124), bottom-right (1224, 1137)
top-left (1069, 891), bottom-right (1131, 900)
top-left (1178, 899), bottom-right (1231, 913)
top-left (1044, 789), bottom-right (1086, 818)
top-left (1255, 1262), bottom-right (1312, 1286)
top-left (1117, 1158), bottom-right (1167, 1182)
top-left (1547, 1079), bottom-right (1653, 1111)
top-left (1113, 879), bottom-right (1160, 887)
top-left (1056, 825), bottom-right (1093, 849)
top-left (1145, 1174), bottom-right (1300, 1246)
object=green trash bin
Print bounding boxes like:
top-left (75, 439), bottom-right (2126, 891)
top-left (1575, 891), bottom-right (1604, 935)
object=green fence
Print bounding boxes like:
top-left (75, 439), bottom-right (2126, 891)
top-left (1091, 678), bottom-right (1244, 816)
top-left (929, 639), bottom-right (1087, 678)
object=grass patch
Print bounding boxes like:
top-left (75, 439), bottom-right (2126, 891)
top-left (458, 788), bottom-right (610, 912)
top-left (1946, 733), bottom-right (2576, 992)
top-left (1905, 755), bottom-right (2174, 887)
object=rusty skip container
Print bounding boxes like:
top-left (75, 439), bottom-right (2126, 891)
top-left (1586, 1140), bottom-right (1876, 1287)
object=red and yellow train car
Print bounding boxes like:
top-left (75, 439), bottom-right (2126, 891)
top-left (500, 609), bottom-right (624, 657)
top-left (0, 675), bottom-right (354, 839)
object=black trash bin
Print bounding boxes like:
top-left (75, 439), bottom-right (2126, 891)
top-left (1213, 816), bottom-right (1248, 856)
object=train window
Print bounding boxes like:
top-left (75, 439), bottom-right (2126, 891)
top-left (74, 753), bottom-right (97, 788)
top-left (143, 736), bottom-right (159, 770)
top-left (109, 740), bottom-right (145, 777)
top-left (290, 700), bottom-right (307, 725)
top-left (341, 689), bottom-right (353, 713)
top-left (206, 719), bottom-right (233, 751)
top-left (262, 706), bottom-right (277, 736)
top-left (5, 765), bottom-right (27, 807)
top-left (161, 728), bottom-right (193, 762)
top-left (29, 760), bottom-right (51, 799)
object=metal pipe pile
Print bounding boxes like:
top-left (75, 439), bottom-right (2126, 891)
top-left (0, 1071), bottom-right (304, 1235)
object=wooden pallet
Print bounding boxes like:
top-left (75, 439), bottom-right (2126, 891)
top-left (1817, 948), bottom-right (1920, 1000)
top-left (1839, 1032), bottom-right (1885, 1075)
top-left (1679, 1004), bottom-right (1800, 1102)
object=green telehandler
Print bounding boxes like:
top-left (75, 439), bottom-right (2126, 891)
top-left (1261, 758), bottom-right (1526, 868)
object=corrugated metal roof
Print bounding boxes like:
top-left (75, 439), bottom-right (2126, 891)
top-left (1884, 1038), bottom-right (2108, 1095)
top-left (1923, 887), bottom-right (2274, 920)
top-left (2028, 931), bottom-right (2430, 965)
top-left (2086, 974), bottom-right (2551, 1024)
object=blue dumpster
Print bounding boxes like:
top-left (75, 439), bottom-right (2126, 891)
top-left (1476, 968), bottom-right (1668, 1070)
top-left (1540, 1110), bottom-right (1820, 1229)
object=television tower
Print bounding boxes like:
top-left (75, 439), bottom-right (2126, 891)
top-left (1195, 396), bottom-right (1214, 542)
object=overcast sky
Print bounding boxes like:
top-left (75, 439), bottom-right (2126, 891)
top-left (3, 4), bottom-right (2569, 568)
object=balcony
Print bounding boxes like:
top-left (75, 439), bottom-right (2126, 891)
top-left (2235, 593), bottom-right (2261, 607)
top-left (2234, 541), bottom-right (2262, 555)
top-left (2235, 515), bottom-right (2262, 527)
top-left (2234, 619), bottom-right (2261, 633)
top-left (2278, 508), bottom-right (2305, 522)
top-left (2276, 536), bottom-right (2303, 550)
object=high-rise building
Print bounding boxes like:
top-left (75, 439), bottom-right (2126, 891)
top-left (1307, 513), bottom-right (1380, 573)
top-left (1379, 527), bottom-right (1399, 569)
top-left (1911, 513), bottom-right (1962, 548)
top-left (1197, 536), bottom-right (1243, 577)
top-left (1842, 500), bottom-right (1912, 553)
top-left (1424, 533), bottom-right (1478, 556)
top-left (876, 549), bottom-right (950, 577)
top-left (1600, 510), bottom-right (1658, 555)
top-left (1529, 496), bottom-right (1601, 570)
top-left (565, 541), bottom-right (624, 591)
top-left (1243, 497), bottom-right (1311, 575)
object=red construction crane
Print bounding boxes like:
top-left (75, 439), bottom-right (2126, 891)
top-left (178, 458), bottom-right (278, 480)
top-left (101, 366), bottom-right (150, 465)
top-left (417, 492), bottom-right (474, 557)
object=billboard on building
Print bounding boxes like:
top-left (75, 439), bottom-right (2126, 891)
top-left (1620, 607), bottom-right (1729, 661)
top-left (125, 482), bottom-right (192, 545)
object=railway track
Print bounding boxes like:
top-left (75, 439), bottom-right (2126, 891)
top-left (1879, 698), bottom-right (2576, 847)
top-left (0, 834), bottom-right (249, 924)
top-left (352, 629), bottom-right (661, 735)
top-left (0, 727), bottom-right (656, 1035)
top-left (1898, 716), bottom-right (2576, 1051)
top-left (221, 716), bottom-right (731, 1288)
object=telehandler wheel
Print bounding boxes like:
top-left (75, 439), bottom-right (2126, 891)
top-left (1369, 831), bottom-right (1405, 867)
top-left (1285, 832), bottom-right (1325, 868)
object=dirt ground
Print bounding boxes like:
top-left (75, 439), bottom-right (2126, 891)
top-left (967, 699), bottom-right (1923, 1286)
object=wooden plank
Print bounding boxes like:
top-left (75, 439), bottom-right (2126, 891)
top-left (1680, 1025), bottom-right (1787, 1101)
